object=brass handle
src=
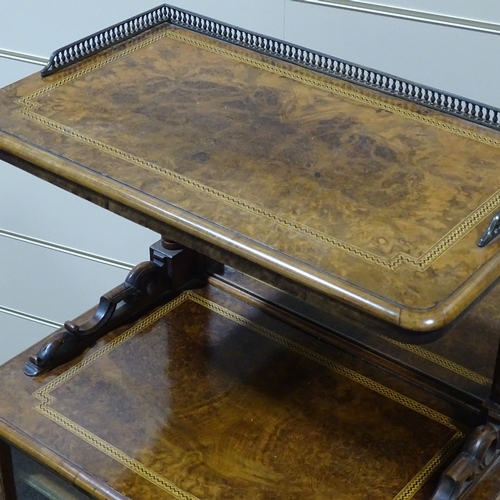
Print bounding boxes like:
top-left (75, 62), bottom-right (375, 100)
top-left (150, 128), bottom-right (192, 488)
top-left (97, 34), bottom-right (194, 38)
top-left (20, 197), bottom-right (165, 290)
top-left (478, 211), bottom-right (500, 247)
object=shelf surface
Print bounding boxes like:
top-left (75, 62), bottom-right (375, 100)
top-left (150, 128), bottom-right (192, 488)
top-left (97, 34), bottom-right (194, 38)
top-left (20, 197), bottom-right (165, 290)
top-left (1, 18), bottom-right (500, 330)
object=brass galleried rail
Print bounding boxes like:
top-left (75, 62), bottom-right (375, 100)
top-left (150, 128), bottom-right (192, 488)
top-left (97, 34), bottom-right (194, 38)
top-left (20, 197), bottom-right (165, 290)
top-left (41, 4), bottom-right (500, 132)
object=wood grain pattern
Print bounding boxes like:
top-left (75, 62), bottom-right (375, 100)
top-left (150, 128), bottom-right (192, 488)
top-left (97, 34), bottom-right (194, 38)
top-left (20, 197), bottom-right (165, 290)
top-left (1, 25), bottom-right (500, 329)
top-left (0, 285), bottom-right (466, 499)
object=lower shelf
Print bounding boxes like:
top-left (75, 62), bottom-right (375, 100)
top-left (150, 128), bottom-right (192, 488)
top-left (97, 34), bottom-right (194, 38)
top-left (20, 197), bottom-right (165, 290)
top-left (0, 282), bottom-right (479, 499)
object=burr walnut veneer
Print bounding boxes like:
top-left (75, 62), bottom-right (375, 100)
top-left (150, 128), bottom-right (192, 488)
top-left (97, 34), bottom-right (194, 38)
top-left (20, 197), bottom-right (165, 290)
top-left (2, 5), bottom-right (500, 499)
top-left (2, 12), bottom-right (500, 331)
top-left (0, 284), bottom-right (475, 499)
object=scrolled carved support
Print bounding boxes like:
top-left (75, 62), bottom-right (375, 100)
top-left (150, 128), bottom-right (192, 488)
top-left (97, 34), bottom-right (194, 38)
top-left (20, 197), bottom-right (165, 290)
top-left (25, 260), bottom-right (172, 376)
top-left (25, 238), bottom-right (204, 376)
top-left (431, 422), bottom-right (500, 499)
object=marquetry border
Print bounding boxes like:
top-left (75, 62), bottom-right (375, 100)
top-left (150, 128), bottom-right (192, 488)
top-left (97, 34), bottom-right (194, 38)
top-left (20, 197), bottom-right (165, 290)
top-left (14, 25), bottom-right (500, 274)
top-left (378, 333), bottom-right (492, 387)
top-left (32, 291), bottom-right (466, 499)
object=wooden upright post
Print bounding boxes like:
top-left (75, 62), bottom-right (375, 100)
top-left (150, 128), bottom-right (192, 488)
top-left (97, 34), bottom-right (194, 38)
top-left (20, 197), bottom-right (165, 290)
top-left (0, 440), bottom-right (16, 500)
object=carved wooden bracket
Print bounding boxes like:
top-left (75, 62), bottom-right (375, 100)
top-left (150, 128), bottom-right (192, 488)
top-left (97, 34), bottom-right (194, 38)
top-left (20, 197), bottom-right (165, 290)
top-left (24, 238), bottom-right (204, 376)
top-left (431, 422), bottom-right (500, 499)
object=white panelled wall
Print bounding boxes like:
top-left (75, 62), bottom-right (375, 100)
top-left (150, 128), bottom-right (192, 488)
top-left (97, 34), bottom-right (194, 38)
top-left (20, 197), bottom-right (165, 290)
top-left (1, 0), bottom-right (499, 364)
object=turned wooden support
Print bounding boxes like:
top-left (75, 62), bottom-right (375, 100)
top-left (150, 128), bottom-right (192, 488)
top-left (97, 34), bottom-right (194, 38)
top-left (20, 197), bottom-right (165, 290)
top-left (160, 236), bottom-right (184, 251)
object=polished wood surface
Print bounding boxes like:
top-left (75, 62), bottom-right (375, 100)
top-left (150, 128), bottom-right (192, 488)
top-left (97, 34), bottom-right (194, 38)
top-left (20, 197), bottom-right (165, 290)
top-left (1, 25), bottom-right (500, 330)
top-left (0, 283), bottom-right (471, 499)
top-left (212, 265), bottom-right (498, 408)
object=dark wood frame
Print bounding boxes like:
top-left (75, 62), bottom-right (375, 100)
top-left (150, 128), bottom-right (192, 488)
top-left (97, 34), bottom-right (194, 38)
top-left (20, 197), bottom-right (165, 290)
top-left (0, 440), bottom-right (17, 500)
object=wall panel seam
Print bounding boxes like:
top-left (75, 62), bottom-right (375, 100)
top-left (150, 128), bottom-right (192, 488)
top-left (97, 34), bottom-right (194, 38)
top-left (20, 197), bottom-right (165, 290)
top-left (291, 0), bottom-right (500, 35)
top-left (0, 49), bottom-right (48, 66)
top-left (0, 306), bottom-right (61, 329)
top-left (0, 229), bottom-right (133, 271)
